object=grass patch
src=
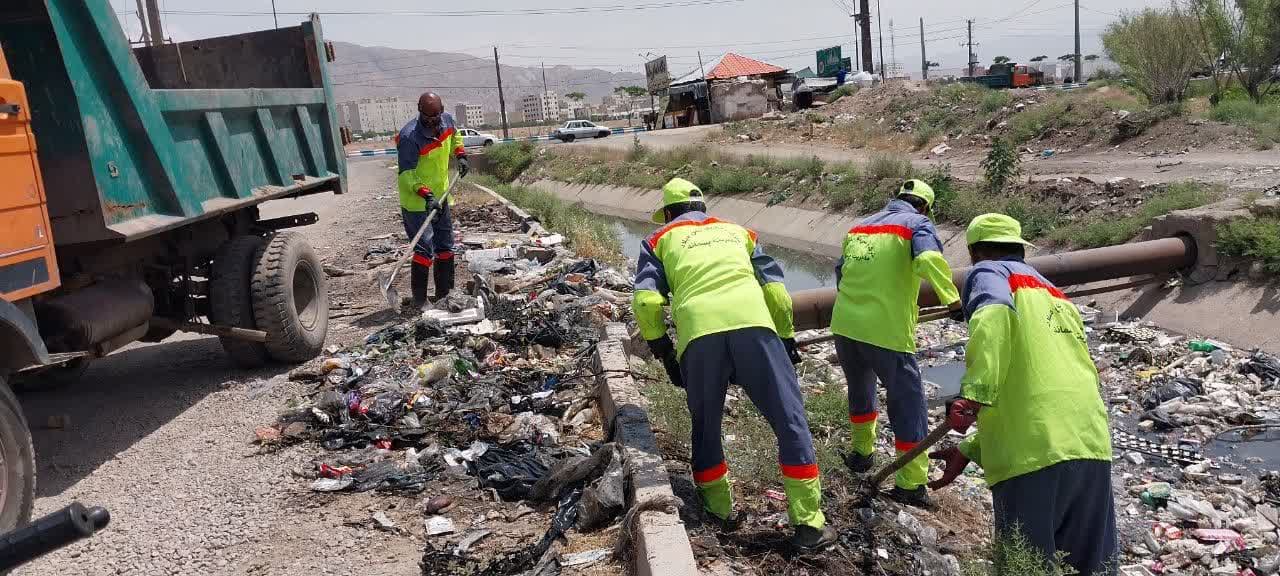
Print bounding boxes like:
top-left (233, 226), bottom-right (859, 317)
top-left (483, 141), bottom-right (538, 182)
top-left (1047, 181), bottom-right (1219, 247)
top-left (1218, 216), bottom-right (1280, 274)
top-left (471, 175), bottom-right (623, 264)
top-left (1208, 98), bottom-right (1280, 150)
top-left (980, 90), bottom-right (1012, 114)
top-left (912, 125), bottom-right (941, 150)
top-left (866, 153), bottom-right (912, 183)
top-left (961, 529), bottom-right (1082, 576)
top-left (829, 83), bottom-right (858, 102)
top-left (835, 119), bottom-right (894, 149)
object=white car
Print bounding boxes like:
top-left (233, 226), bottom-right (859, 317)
top-left (550, 120), bottom-right (612, 142)
top-left (457, 128), bottom-right (497, 147)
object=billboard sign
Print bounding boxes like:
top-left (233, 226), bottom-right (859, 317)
top-left (645, 56), bottom-right (670, 93)
top-left (816, 46), bottom-right (842, 76)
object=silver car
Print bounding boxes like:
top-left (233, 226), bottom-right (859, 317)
top-left (458, 128), bottom-right (497, 147)
top-left (550, 120), bottom-right (611, 142)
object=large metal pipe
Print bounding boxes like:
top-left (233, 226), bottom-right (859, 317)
top-left (791, 235), bottom-right (1196, 331)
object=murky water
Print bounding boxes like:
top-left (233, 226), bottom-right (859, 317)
top-left (604, 215), bottom-right (837, 290)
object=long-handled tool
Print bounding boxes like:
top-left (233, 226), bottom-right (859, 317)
top-left (377, 173), bottom-right (459, 309)
top-left (866, 419), bottom-right (953, 489)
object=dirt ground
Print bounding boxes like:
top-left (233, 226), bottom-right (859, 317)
top-left (14, 159), bottom-right (493, 576)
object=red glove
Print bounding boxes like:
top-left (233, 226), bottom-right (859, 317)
top-left (946, 398), bottom-right (981, 433)
top-left (416, 186), bottom-right (433, 200)
top-left (927, 446), bottom-right (971, 491)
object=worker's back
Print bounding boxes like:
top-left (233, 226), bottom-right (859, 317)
top-left (961, 259), bottom-right (1111, 485)
top-left (645, 213), bottom-right (773, 353)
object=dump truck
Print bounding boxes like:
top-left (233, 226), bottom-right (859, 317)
top-left (961, 63), bottom-right (1045, 89)
top-left (0, 1), bottom-right (345, 527)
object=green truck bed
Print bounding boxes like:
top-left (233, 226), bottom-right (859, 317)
top-left (0, 0), bottom-right (346, 246)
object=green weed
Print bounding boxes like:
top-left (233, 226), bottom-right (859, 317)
top-left (866, 153), bottom-right (912, 184)
top-left (1047, 181), bottom-right (1219, 247)
top-left (829, 84), bottom-right (858, 102)
top-left (475, 177), bottom-right (623, 264)
top-left (913, 125), bottom-right (941, 150)
top-left (1208, 99), bottom-right (1280, 149)
top-left (981, 138), bottom-right (1021, 192)
top-left (1218, 216), bottom-right (1280, 274)
top-left (484, 141), bottom-right (538, 182)
top-left (980, 90), bottom-right (1012, 114)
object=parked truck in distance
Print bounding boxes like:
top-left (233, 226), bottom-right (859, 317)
top-left (0, 0), bottom-right (345, 529)
top-left (961, 62), bottom-right (1045, 89)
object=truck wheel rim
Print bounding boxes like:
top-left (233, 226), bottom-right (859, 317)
top-left (294, 262), bottom-right (320, 331)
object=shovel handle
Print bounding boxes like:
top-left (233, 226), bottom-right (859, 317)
top-left (868, 420), bottom-right (952, 487)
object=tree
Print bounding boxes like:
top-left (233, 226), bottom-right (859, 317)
top-left (565, 92), bottom-right (586, 102)
top-left (615, 85), bottom-right (648, 98)
top-left (993, 55), bottom-right (1012, 64)
top-left (1103, 6), bottom-right (1203, 103)
top-left (1085, 54), bottom-right (1100, 61)
top-left (926, 60), bottom-right (941, 68)
top-left (1030, 55), bottom-right (1049, 62)
top-left (1058, 53), bottom-right (1076, 61)
top-left (1188, 0), bottom-right (1280, 103)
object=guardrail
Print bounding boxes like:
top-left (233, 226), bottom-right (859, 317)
top-left (1031, 82), bottom-right (1089, 92)
top-left (345, 126), bottom-right (651, 158)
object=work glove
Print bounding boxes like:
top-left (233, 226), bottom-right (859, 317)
top-left (927, 446), bottom-right (971, 491)
top-left (648, 336), bottom-right (684, 388)
top-left (782, 338), bottom-right (802, 365)
top-left (945, 398), bottom-right (981, 433)
top-left (947, 301), bottom-right (966, 322)
top-left (456, 156), bottom-right (470, 178)
top-left (417, 187), bottom-right (441, 211)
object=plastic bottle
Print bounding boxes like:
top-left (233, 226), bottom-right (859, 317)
top-left (1188, 340), bottom-right (1218, 352)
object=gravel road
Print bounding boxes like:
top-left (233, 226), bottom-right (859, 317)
top-left (18, 160), bottom-right (424, 575)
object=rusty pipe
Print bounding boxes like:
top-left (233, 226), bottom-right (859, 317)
top-left (792, 235), bottom-right (1195, 331)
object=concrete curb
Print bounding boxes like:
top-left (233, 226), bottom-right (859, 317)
top-left (596, 323), bottom-right (700, 576)
top-left (468, 180), bottom-right (700, 575)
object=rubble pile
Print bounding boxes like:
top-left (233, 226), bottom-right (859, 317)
top-left (262, 197), bottom-right (636, 575)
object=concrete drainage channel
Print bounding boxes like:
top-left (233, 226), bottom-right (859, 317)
top-left (471, 182), bottom-right (702, 576)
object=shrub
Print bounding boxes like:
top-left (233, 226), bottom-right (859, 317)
top-left (866, 153), bottom-right (912, 184)
top-left (1008, 99), bottom-right (1069, 144)
top-left (484, 141), bottom-right (537, 182)
top-left (981, 138), bottom-right (1021, 192)
top-left (1217, 216), bottom-right (1280, 273)
top-left (1047, 181), bottom-right (1219, 247)
top-left (778, 155), bottom-right (825, 181)
top-left (829, 84), bottom-right (858, 102)
top-left (980, 90), bottom-right (1012, 114)
top-left (912, 125), bottom-right (941, 150)
top-left (1208, 99), bottom-right (1280, 149)
top-left (1102, 6), bottom-right (1203, 104)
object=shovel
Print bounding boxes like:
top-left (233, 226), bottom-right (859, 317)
top-left (863, 419), bottom-right (953, 493)
top-left (377, 173), bottom-right (459, 309)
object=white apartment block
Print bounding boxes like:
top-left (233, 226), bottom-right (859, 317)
top-left (520, 91), bottom-right (561, 123)
top-left (454, 103), bottom-right (484, 127)
top-left (339, 97), bottom-right (417, 134)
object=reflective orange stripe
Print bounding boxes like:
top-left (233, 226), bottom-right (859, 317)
top-left (1008, 273), bottom-right (1067, 300)
top-left (849, 411), bottom-right (879, 424)
top-left (418, 127), bottom-right (456, 157)
top-left (646, 217), bottom-right (723, 250)
top-left (412, 253), bottom-right (433, 267)
top-left (780, 463), bottom-right (819, 480)
top-left (894, 439), bottom-right (918, 452)
top-left (693, 461), bottom-right (728, 484)
top-left (453, 146), bottom-right (466, 156)
top-left (849, 224), bottom-right (912, 241)
top-left (435, 251), bottom-right (454, 261)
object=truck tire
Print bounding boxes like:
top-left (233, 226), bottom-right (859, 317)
top-left (251, 232), bottom-right (328, 363)
top-left (210, 235), bottom-right (270, 368)
top-left (0, 376), bottom-right (35, 531)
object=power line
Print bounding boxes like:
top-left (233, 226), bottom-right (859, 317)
top-left (157, 0), bottom-right (743, 18)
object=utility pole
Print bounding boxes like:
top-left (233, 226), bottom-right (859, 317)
top-left (540, 62), bottom-right (551, 122)
top-left (1073, 0), bottom-right (1083, 83)
top-left (889, 19), bottom-right (897, 78)
top-left (875, 0), bottom-right (885, 77)
top-left (697, 51), bottom-right (707, 79)
top-left (856, 0), bottom-right (873, 73)
top-left (133, 0), bottom-right (151, 45)
top-left (271, 0), bottom-right (279, 28)
top-left (494, 47), bottom-right (510, 139)
top-left (919, 17), bottom-right (928, 80)
top-left (144, 0), bottom-right (164, 46)
top-left (966, 19), bottom-right (977, 77)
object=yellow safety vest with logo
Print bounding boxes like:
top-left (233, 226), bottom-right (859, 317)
top-left (396, 113), bottom-right (465, 212)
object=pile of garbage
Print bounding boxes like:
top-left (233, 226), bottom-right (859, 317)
top-left (261, 200), bottom-right (638, 575)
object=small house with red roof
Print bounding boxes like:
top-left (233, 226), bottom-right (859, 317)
top-left (666, 52), bottom-right (789, 125)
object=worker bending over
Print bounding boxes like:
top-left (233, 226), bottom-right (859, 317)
top-left (930, 214), bottom-right (1116, 575)
top-left (396, 92), bottom-right (469, 307)
top-left (631, 178), bottom-right (836, 550)
top-left (830, 179), bottom-right (962, 507)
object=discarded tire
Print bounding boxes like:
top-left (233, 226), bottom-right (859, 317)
top-left (251, 232), bottom-right (328, 363)
top-left (210, 235), bottom-right (270, 367)
top-left (0, 376), bottom-right (35, 531)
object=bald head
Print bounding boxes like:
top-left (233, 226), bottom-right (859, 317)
top-left (418, 92), bottom-right (443, 116)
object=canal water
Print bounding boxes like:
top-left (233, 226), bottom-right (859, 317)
top-left (605, 215), bottom-right (838, 290)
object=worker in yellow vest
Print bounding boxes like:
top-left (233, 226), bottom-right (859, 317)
top-left (929, 214), bottom-right (1116, 575)
top-left (830, 180), bottom-right (962, 507)
top-left (632, 178), bottom-right (836, 550)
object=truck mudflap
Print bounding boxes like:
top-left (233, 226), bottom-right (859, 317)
top-left (0, 299), bottom-right (48, 372)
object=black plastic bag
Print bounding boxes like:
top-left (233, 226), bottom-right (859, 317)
top-left (470, 443), bottom-right (554, 501)
top-left (1140, 377), bottom-right (1203, 410)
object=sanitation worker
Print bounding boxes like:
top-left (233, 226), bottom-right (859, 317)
top-left (830, 179), bottom-right (962, 507)
top-left (632, 177), bottom-right (837, 550)
top-left (929, 213), bottom-right (1116, 575)
top-left (396, 92), bottom-right (469, 306)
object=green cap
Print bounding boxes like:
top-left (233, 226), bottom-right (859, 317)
top-left (966, 213), bottom-right (1037, 247)
top-left (898, 179), bottom-right (935, 210)
top-left (652, 177), bottom-right (706, 224)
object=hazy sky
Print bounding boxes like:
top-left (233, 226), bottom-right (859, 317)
top-left (109, 0), bottom-right (1164, 77)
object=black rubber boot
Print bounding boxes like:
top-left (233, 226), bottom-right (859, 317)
top-left (790, 524), bottom-right (838, 551)
top-left (433, 257), bottom-right (455, 300)
top-left (704, 510), bottom-right (741, 533)
top-left (411, 263), bottom-right (431, 308)
top-left (843, 451), bottom-right (876, 474)
top-left (885, 485), bottom-right (933, 509)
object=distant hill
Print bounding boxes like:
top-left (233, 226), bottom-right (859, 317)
top-left (330, 42), bottom-right (645, 111)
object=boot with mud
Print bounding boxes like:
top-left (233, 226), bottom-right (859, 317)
top-left (885, 485), bottom-right (932, 509)
top-left (703, 510), bottom-right (741, 534)
top-left (790, 524), bottom-right (838, 551)
top-left (410, 260), bottom-right (431, 309)
top-left (843, 450), bottom-right (875, 474)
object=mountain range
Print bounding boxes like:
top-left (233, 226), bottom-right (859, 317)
top-left (330, 42), bottom-right (646, 111)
